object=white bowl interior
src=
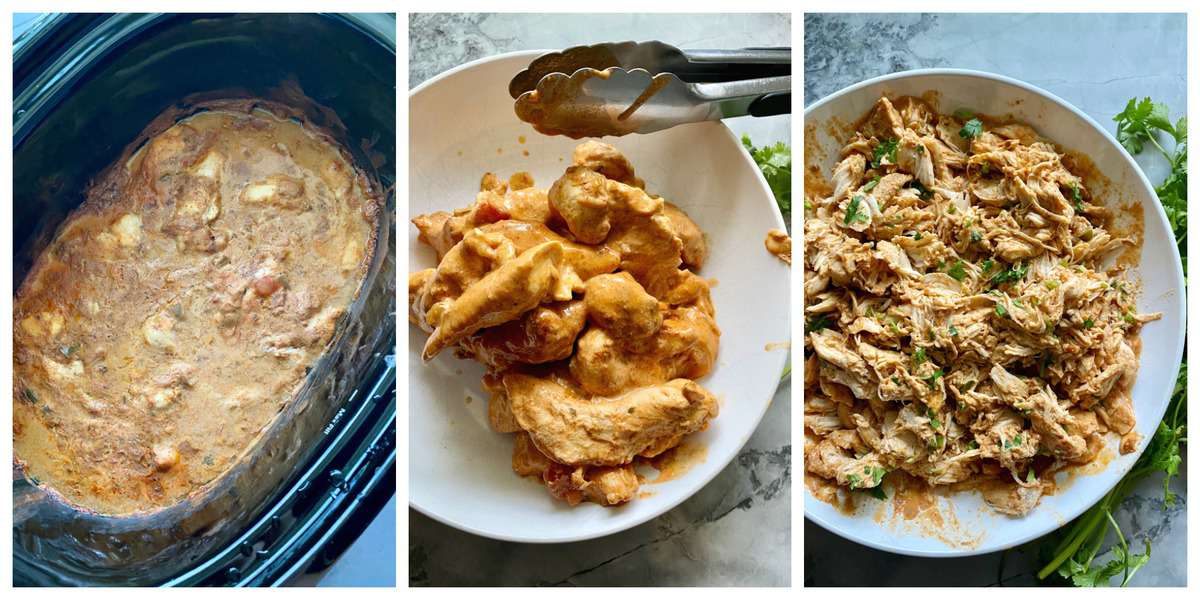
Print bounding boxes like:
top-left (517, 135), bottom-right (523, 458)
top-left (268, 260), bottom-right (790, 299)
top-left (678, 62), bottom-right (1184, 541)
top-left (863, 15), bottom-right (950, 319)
top-left (410, 52), bottom-right (790, 542)
top-left (803, 71), bottom-right (1185, 556)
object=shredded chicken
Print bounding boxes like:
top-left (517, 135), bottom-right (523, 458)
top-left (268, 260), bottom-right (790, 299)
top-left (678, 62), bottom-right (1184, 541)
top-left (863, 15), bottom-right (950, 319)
top-left (803, 96), bottom-right (1161, 516)
top-left (413, 142), bottom-right (720, 506)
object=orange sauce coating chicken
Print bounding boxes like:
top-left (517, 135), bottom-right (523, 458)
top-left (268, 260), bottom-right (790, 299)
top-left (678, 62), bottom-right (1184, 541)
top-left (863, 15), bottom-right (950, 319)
top-left (410, 141), bottom-right (719, 506)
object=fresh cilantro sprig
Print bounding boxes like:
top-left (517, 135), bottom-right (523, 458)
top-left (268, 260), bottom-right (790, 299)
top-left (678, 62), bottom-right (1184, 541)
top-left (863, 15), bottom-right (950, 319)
top-left (742, 135), bottom-right (791, 225)
top-left (1114, 97), bottom-right (1185, 156)
top-left (1114, 97), bottom-right (1186, 271)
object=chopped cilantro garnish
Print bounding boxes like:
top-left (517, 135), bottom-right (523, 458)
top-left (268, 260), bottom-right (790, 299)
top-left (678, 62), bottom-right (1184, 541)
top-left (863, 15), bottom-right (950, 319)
top-left (911, 181), bottom-right (934, 200)
top-left (807, 314), bottom-right (834, 332)
top-left (844, 194), bottom-right (869, 225)
top-left (959, 118), bottom-right (984, 139)
top-left (947, 260), bottom-right (967, 281)
top-left (989, 262), bottom-right (1029, 286)
top-left (924, 369), bottom-right (945, 389)
top-left (926, 407), bottom-right (942, 429)
top-left (872, 138), bottom-right (899, 168)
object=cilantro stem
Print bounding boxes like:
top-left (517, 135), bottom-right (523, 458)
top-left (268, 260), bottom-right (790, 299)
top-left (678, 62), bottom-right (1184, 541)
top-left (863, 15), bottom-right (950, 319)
top-left (1104, 510), bottom-right (1131, 585)
top-left (1144, 130), bottom-right (1174, 164)
top-left (1039, 491), bottom-right (1112, 579)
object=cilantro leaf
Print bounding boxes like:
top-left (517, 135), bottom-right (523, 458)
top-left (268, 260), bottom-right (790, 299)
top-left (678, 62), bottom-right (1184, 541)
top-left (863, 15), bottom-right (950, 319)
top-left (741, 135), bottom-right (792, 224)
top-left (871, 138), bottom-right (899, 168)
top-left (806, 313), bottom-right (834, 333)
top-left (947, 260), bottom-right (967, 281)
top-left (923, 369), bottom-right (944, 389)
top-left (989, 262), bottom-right (1028, 286)
top-left (959, 118), bottom-right (983, 139)
top-left (844, 194), bottom-right (868, 225)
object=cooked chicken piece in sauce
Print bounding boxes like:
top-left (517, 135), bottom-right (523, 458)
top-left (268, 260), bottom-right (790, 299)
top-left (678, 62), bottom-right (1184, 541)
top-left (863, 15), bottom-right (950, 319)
top-left (804, 95), bottom-right (1161, 516)
top-left (422, 241), bottom-right (564, 361)
top-left (503, 372), bottom-right (718, 466)
top-left (458, 300), bottom-right (587, 369)
top-left (411, 141), bottom-right (718, 507)
top-left (765, 228), bottom-right (792, 264)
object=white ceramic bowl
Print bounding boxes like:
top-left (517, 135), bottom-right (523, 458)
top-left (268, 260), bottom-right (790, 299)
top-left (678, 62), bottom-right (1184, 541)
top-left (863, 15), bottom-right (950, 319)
top-left (804, 69), bottom-right (1185, 557)
top-left (409, 51), bottom-right (790, 542)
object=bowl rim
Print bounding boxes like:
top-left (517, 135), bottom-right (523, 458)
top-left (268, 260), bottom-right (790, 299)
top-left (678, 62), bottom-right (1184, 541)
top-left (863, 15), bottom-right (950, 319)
top-left (803, 67), bottom-right (1186, 557)
top-left (408, 50), bottom-right (788, 543)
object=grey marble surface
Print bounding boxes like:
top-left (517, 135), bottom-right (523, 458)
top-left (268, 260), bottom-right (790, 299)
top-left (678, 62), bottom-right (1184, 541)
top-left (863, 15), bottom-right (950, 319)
top-left (804, 13), bottom-right (1186, 587)
top-left (408, 13), bottom-right (791, 587)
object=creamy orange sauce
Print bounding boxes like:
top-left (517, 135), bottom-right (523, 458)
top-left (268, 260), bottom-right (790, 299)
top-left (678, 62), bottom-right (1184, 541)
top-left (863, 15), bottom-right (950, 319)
top-left (13, 101), bottom-right (378, 515)
top-left (640, 441), bottom-right (708, 484)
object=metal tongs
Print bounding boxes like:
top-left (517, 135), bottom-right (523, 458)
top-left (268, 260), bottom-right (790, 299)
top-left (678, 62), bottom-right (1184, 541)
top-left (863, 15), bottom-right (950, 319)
top-left (510, 41), bottom-right (790, 138)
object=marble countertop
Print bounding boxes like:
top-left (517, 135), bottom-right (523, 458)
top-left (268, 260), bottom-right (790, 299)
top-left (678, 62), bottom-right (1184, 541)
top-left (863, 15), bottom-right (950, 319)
top-left (804, 12), bottom-right (1186, 587)
top-left (409, 13), bottom-right (792, 587)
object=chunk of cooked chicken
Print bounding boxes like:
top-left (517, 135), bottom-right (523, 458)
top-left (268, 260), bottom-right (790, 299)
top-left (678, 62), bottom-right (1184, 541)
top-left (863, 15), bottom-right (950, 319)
top-left (765, 229), bottom-right (791, 264)
top-left (413, 173), bottom-right (555, 259)
top-left (411, 142), bottom-right (718, 508)
top-left (571, 304), bottom-right (719, 395)
top-left (663, 202), bottom-right (708, 269)
top-left (412, 228), bottom-right (517, 331)
top-left (422, 241), bottom-right (563, 360)
top-left (513, 430), bottom-right (638, 506)
top-left (504, 373), bottom-right (718, 466)
top-left (572, 140), bottom-right (644, 188)
top-left (458, 300), bottom-right (587, 369)
top-left (545, 462), bottom-right (639, 506)
top-left (464, 220), bottom-right (620, 294)
top-left (583, 272), bottom-right (662, 340)
top-left (803, 94), bottom-right (1162, 517)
